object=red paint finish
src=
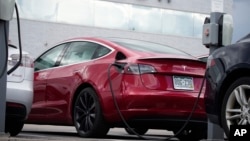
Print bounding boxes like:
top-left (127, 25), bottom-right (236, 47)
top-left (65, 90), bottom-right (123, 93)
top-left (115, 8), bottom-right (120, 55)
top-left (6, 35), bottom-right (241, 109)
top-left (26, 37), bottom-right (207, 128)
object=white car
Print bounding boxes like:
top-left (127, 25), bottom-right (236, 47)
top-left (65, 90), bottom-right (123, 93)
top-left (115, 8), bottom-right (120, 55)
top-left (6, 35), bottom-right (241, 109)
top-left (5, 44), bottom-right (34, 136)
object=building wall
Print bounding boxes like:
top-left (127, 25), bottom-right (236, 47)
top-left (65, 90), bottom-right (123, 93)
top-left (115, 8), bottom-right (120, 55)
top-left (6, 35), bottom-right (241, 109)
top-left (106, 0), bottom-right (209, 13)
top-left (9, 0), bottom-right (233, 58)
top-left (232, 0), bottom-right (250, 42)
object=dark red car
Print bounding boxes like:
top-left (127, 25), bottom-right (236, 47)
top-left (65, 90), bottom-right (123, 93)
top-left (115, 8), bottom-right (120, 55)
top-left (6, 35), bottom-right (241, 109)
top-left (26, 37), bottom-right (207, 141)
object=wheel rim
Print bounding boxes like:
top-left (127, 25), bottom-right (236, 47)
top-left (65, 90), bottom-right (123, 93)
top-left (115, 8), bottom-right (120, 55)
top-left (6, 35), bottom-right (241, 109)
top-left (226, 85), bottom-right (250, 129)
top-left (75, 91), bottom-right (96, 133)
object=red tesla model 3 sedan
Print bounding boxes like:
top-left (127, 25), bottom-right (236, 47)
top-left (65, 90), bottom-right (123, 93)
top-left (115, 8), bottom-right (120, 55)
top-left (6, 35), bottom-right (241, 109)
top-left (26, 37), bottom-right (207, 141)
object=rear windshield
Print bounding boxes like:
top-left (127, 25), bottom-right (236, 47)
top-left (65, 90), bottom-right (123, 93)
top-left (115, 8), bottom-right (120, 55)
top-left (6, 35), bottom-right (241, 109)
top-left (110, 38), bottom-right (190, 56)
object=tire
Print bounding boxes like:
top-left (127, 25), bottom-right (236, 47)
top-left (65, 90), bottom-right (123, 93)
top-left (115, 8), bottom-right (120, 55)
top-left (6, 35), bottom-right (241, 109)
top-left (173, 125), bottom-right (207, 141)
top-left (124, 127), bottom-right (148, 135)
top-left (5, 120), bottom-right (24, 136)
top-left (73, 87), bottom-right (110, 138)
top-left (221, 77), bottom-right (250, 138)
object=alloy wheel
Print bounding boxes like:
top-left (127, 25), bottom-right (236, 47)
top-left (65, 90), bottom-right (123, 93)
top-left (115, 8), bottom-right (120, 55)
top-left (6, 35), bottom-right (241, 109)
top-left (222, 77), bottom-right (250, 137)
top-left (225, 85), bottom-right (250, 127)
top-left (74, 87), bottom-right (109, 137)
top-left (75, 90), bottom-right (96, 133)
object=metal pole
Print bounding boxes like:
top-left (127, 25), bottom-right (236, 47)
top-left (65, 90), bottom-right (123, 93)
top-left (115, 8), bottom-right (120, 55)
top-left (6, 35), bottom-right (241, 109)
top-left (207, 12), bottom-right (225, 140)
top-left (207, 119), bottom-right (224, 140)
top-left (0, 0), bottom-right (17, 136)
top-left (0, 20), bottom-right (8, 134)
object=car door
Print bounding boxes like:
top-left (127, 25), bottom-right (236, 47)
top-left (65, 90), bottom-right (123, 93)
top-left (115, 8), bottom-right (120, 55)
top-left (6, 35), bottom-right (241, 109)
top-left (45, 41), bottom-right (100, 123)
top-left (27, 43), bottom-right (68, 123)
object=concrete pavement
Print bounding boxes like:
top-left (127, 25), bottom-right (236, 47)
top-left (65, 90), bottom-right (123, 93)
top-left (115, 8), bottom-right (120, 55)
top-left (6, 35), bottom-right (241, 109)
top-left (0, 124), bottom-right (177, 141)
top-left (0, 124), bottom-right (226, 141)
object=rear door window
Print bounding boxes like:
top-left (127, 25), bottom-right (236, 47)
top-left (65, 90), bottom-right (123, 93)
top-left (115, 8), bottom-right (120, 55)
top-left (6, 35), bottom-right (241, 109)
top-left (60, 42), bottom-right (99, 65)
top-left (92, 45), bottom-right (111, 59)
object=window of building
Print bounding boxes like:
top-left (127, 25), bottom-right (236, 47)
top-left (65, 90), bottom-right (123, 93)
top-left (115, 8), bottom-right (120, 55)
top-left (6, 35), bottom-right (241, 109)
top-left (162, 10), bottom-right (194, 37)
top-left (57, 0), bottom-right (94, 26)
top-left (130, 5), bottom-right (162, 34)
top-left (15, 0), bottom-right (208, 38)
top-left (94, 1), bottom-right (129, 30)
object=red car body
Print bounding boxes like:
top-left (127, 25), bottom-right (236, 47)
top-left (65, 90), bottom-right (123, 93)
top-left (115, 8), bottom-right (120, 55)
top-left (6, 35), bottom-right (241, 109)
top-left (26, 37), bottom-right (207, 140)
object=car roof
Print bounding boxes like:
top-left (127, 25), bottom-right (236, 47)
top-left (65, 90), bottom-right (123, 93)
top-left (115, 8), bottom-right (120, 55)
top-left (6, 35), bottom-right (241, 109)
top-left (51, 37), bottom-right (198, 61)
top-left (60, 37), bottom-right (190, 54)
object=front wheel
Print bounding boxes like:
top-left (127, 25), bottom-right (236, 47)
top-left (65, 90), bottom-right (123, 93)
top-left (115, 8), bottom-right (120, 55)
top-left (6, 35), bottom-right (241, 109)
top-left (73, 87), bottom-right (110, 138)
top-left (221, 77), bottom-right (250, 138)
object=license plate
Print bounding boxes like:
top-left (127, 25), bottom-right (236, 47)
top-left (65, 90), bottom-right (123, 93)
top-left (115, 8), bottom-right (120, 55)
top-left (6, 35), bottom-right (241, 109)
top-left (173, 76), bottom-right (194, 90)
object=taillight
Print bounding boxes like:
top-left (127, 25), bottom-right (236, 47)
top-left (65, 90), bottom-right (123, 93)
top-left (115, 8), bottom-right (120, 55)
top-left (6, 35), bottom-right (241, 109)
top-left (23, 55), bottom-right (34, 68)
top-left (125, 64), bottom-right (156, 74)
top-left (8, 54), bottom-right (34, 68)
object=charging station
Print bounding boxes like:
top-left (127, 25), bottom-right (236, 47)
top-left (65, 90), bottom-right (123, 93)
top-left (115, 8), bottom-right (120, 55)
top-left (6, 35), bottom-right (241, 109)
top-left (202, 1), bottom-right (234, 139)
top-left (202, 12), bottom-right (226, 140)
top-left (0, 0), bottom-right (15, 134)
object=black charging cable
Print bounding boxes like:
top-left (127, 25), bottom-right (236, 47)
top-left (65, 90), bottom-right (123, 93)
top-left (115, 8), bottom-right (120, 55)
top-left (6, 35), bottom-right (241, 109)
top-left (7, 3), bottom-right (22, 75)
top-left (108, 63), bottom-right (148, 140)
top-left (164, 72), bottom-right (206, 140)
top-left (108, 62), bottom-right (207, 140)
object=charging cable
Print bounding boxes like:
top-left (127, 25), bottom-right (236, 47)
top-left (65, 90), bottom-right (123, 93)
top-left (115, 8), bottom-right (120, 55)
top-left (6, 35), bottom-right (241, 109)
top-left (165, 72), bottom-right (206, 140)
top-left (108, 62), bottom-right (207, 140)
top-left (7, 4), bottom-right (22, 75)
top-left (108, 63), bottom-right (147, 140)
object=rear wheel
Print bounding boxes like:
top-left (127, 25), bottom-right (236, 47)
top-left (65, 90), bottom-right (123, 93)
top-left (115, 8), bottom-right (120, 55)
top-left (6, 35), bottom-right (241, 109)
top-left (73, 87), bottom-right (110, 138)
top-left (124, 127), bottom-right (148, 135)
top-left (221, 77), bottom-right (250, 138)
top-left (5, 120), bottom-right (24, 136)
